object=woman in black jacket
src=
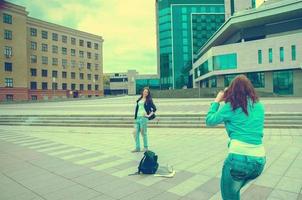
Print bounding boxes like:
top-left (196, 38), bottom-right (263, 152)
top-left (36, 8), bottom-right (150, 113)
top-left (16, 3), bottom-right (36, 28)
top-left (132, 87), bottom-right (157, 152)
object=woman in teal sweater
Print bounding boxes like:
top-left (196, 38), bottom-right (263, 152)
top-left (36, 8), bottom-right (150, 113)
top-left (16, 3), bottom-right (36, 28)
top-left (206, 75), bottom-right (266, 200)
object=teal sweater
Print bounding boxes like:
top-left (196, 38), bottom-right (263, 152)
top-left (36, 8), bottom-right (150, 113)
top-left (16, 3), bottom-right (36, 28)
top-left (206, 100), bottom-right (265, 145)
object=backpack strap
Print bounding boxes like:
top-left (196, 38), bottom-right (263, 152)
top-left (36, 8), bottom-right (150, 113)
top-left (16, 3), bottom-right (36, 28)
top-left (138, 155), bottom-right (146, 174)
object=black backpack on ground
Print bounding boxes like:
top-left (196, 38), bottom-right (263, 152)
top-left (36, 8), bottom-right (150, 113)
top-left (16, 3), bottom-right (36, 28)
top-left (138, 150), bottom-right (159, 174)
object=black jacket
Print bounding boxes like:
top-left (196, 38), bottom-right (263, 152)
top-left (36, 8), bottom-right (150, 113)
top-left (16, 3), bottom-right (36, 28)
top-left (134, 98), bottom-right (157, 120)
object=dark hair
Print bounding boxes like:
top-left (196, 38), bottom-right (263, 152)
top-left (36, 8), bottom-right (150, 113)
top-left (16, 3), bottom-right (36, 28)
top-left (223, 75), bottom-right (259, 115)
top-left (138, 87), bottom-right (153, 104)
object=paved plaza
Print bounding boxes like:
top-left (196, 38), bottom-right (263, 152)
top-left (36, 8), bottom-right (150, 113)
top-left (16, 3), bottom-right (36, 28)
top-left (0, 96), bottom-right (302, 200)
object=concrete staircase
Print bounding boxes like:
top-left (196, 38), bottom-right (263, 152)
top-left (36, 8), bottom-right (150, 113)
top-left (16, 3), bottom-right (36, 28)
top-left (0, 113), bottom-right (301, 128)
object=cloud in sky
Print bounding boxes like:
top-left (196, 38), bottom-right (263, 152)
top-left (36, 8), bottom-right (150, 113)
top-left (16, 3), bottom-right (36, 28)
top-left (8, 0), bottom-right (157, 74)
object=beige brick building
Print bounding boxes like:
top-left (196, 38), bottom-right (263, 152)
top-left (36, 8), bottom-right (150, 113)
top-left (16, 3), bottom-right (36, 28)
top-left (0, 1), bottom-right (104, 101)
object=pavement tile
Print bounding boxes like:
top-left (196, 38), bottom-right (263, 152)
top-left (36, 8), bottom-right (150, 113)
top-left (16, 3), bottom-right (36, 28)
top-left (242, 184), bottom-right (273, 200)
top-left (149, 191), bottom-right (182, 200)
top-left (275, 176), bottom-right (302, 193)
top-left (42, 184), bottom-right (101, 200)
top-left (268, 189), bottom-right (299, 200)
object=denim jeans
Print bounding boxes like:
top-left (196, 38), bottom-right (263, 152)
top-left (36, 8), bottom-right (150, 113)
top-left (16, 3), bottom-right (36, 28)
top-left (134, 116), bottom-right (148, 150)
top-left (221, 153), bottom-right (266, 200)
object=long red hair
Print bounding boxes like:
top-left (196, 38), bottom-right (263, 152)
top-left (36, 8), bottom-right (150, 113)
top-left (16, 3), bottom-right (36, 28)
top-left (224, 75), bottom-right (259, 115)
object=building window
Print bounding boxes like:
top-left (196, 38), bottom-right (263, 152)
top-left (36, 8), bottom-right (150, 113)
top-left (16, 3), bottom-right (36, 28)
top-left (87, 52), bottom-right (91, 59)
top-left (268, 48), bottom-right (273, 63)
top-left (41, 30), bottom-right (48, 39)
top-left (80, 73), bottom-right (84, 80)
top-left (95, 64), bottom-right (99, 70)
top-left (87, 41), bottom-right (91, 48)
top-left (94, 43), bottom-right (99, 50)
top-left (87, 74), bottom-right (92, 80)
top-left (62, 59), bottom-right (67, 67)
top-left (87, 84), bottom-right (92, 90)
top-left (95, 53), bottom-right (99, 60)
top-left (210, 76), bottom-right (217, 88)
top-left (30, 82), bottom-right (37, 90)
top-left (30, 28), bottom-right (37, 36)
top-left (251, 0), bottom-right (256, 8)
top-left (62, 71), bottom-right (67, 78)
top-left (4, 46), bottom-right (13, 58)
top-left (291, 45), bottom-right (296, 61)
top-left (42, 56), bottom-right (48, 65)
top-left (79, 51), bottom-right (84, 58)
top-left (52, 33), bottom-right (58, 41)
top-left (71, 60), bottom-right (76, 68)
top-left (4, 30), bottom-right (12, 40)
top-left (79, 39), bottom-right (84, 46)
top-left (6, 95), bottom-right (13, 101)
top-left (258, 50), bottom-right (262, 64)
top-left (52, 45), bottom-right (58, 54)
top-left (273, 70), bottom-right (293, 95)
top-left (52, 82), bottom-right (58, 90)
top-left (71, 37), bottom-right (76, 45)
top-left (71, 83), bottom-right (76, 90)
top-left (52, 58), bottom-right (58, 66)
top-left (30, 41), bottom-right (37, 50)
top-left (5, 78), bottom-right (13, 87)
top-left (230, 0), bottom-right (235, 15)
top-left (71, 49), bottom-right (76, 56)
top-left (213, 53), bottom-right (237, 70)
top-left (30, 68), bottom-right (37, 76)
top-left (62, 35), bottom-right (67, 43)
top-left (62, 83), bottom-right (67, 90)
top-left (30, 55), bottom-right (37, 63)
top-left (224, 74), bottom-right (237, 87)
top-left (52, 70), bottom-right (58, 78)
top-left (80, 84), bottom-right (84, 90)
top-left (279, 47), bottom-right (284, 62)
top-left (62, 47), bottom-right (67, 55)
top-left (42, 69), bottom-right (48, 77)
top-left (87, 63), bottom-right (91, 70)
top-left (4, 62), bottom-right (12, 72)
top-left (31, 95), bottom-right (37, 100)
top-left (95, 85), bottom-right (99, 90)
top-left (42, 43), bottom-right (48, 52)
top-left (3, 13), bottom-right (12, 24)
top-left (94, 75), bottom-right (99, 81)
top-left (247, 72), bottom-right (265, 88)
top-left (79, 62), bottom-right (84, 69)
top-left (42, 82), bottom-right (48, 90)
top-left (71, 72), bottom-right (76, 79)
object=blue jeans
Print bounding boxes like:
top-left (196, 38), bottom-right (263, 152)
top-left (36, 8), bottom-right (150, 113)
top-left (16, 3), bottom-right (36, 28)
top-left (221, 153), bottom-right (266, 200)
top-left (134, 116), bottom-right (148, 150)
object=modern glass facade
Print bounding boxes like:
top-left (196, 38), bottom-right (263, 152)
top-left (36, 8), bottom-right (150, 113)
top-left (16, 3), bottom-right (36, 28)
top-left (224, 74), bottom-right (237, 87)
top-left (136, 79), bottom-right (160, 94)
top-left (247, 72), bottom-right (265, 88)
top-left (258, 50), bottom-right (262, 64)
top-left (156, 0), bottom-right (224, 89)
top-left (194, 53), bottom-right (237, 80)
top-left (291, 45), bottom-right (296, 61)
top-left (279, 47), bottom-right (284, 62)
top-left (273, 70), bottom-right (293, 95)
top-left (268, 48), bottom-right (273, 63)
top-left (213, 53), bottom-right (237, 70)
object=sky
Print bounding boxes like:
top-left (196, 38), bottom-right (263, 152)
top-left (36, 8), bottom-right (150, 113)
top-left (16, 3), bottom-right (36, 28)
top-left (8, 0), bottom-right (158, 74)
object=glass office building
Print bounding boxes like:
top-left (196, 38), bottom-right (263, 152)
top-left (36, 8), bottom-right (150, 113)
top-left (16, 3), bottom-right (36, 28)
top-left (192, 0), bottom-right (302, 96)
top-left (136, 79), bottom-right (160, 94)
top-left (156, 0), bottom-right (225, 89)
